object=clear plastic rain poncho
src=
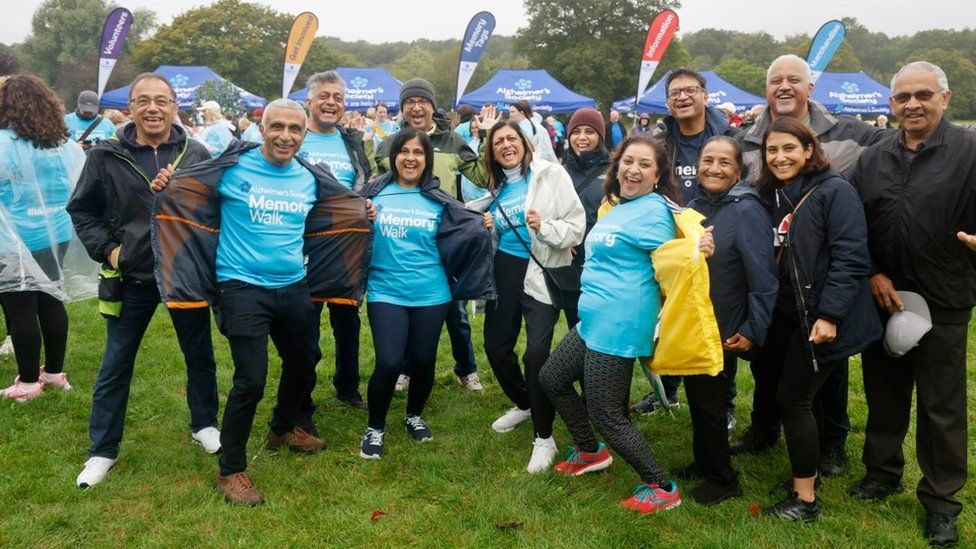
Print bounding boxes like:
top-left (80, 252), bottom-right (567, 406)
top-left (0, 129), bottom-right (98, 301)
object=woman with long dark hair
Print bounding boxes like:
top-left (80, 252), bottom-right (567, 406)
top-left (0, 74), bottom-right (88, 400)
top-left (755, 117), bottom-right (880, 521)
top-left (468, 120), bottom-right (584, 473)
top-left (539, 135), bottom-right (685, 514)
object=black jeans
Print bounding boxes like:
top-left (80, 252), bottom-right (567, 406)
top-left (216, 279), bottom-right (321, 476)
top-left (684, 353), bottom-right (738, 485)
top-left (446, 299), bottom-right (478, 377)
top-left (861, 321), bottom-right (968, 516)
top-left (313, 301), bottom-right (362, 396)
top-left (88, 282), bottom-right (218, 459)
top-left (366, 301), bottom-right (450, 430)
top-left (484, 251), bottom-right (559, 439)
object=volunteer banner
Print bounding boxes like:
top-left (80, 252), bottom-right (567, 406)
top-left (282, 12), bottom-right (319, 99)
top-left (97, 7), bottom-right (133, 98)
top-left (636, 9), bottom-right (679, 103)
top-left (807, 20), bottom-right (847, 85)
top-left (455, 11), bottom-right (496, 107)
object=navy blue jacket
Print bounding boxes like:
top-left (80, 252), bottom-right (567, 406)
top-left (360, 172), bottom-right (496, 302)
top-left (772, 169), bottom-right (882, 365)
top-left (687, 182), bottom-right (777, 348)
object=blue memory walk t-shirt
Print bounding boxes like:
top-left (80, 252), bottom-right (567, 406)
top-left (216, 147), bottom-right (316, 288)
top-left (299, 130), bottom-right (356, 189)
top-left (64, 112), bottom-right (116, 142)
top-left (368, 182), bottom-right (451, 307)
top-left (489, 173), bottom-right (531, 259)
top-left (578, 192), bottom-right (676, 358)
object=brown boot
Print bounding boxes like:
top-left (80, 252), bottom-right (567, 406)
top-left (215, 472), bottom-right (264, 506)
top-left (266, 427), bottom-right (325, 454)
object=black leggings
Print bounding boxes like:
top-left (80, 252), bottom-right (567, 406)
top-left (777, 326), bottom-right (841, 478)
top-left (484, 251), bottom-right (558, 438)
top-left (366, 301), bottom-right (450, 430)
top-left (539, 328), bottom-right (669, 485)
top-left (0, 243), bottom-right (70, 383)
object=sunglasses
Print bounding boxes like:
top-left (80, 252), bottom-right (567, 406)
top-left (890, 89), bottom-right (944, 104)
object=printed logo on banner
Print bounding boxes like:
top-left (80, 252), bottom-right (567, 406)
top-left (350, 77), bottom-right (368, 90)
top-left (515, 79), bottom-right (533, 91)
top-left (170, 74), bottom-right (189, 87)
top-left (841, 81), bottom-right (859, 93)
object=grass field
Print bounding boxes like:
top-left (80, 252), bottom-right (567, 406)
top-left (1, 299), bottom-right (973, 547)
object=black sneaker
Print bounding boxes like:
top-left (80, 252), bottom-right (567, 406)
top-left (359, 427), bottom-right (384, 460)
top-left (338, 392), bottom-right (368, 411)
top-left (763, 492), bottom-right (821, 522)
top-left (670, 462), bottom-right (702, 482)
top-left (925, 512), bottom-right (959, 547)
top-left (729, 426), bottom-right (778, 455)
top-left (848, 477), bottom-right (904, 501)
top-left (690, 478), bottom-right (743, 505)
top-left (404, 415), bottom-right (433, 442)
top-left (818, 445), bottom-right (848, 477)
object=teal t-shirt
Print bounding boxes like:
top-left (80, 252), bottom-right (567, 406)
top-left (578, 192), bottom-right (676, 358)
top-left (367, 182), bottom-right (451, 307)
top-left (372, 119), bottom-right (400, 148)
top-left (241, 124), bottom-right (263, 144)
top-left (489, 174), bottom-right (531, 259)
top-left (299, 130), bottom-right (356, 189)
top-left (64, 112), bottom-right (116, 142)
top-left (216, 147), bottom-right (316, 288)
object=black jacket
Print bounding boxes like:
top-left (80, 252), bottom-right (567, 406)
top-left (67, 123), bottom-right (211, 284)
top-left (562, 147), bottom-right (610, 234)
top-left (687, 182), bottom-right (777, 347)
top-left (851, 118), bottom-right (976, 324)
top-left (772, 169), bottom-right (882, 365)
top-left (360, 173), bottom-right (496, 302)
top-left (150, 140), bottom-right (372, 308)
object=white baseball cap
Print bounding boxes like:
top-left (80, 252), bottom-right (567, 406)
top-left (883, 291), bottom-right (932, 357)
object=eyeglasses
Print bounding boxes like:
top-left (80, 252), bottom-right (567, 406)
top-left (891, 89), bottom-right (944, 104)
top-left (402, 98), bottom-right (431, 109)
top-left (667, 85), bottom-right (703, 99)
top-left (130, 97), bottom-right (176, 108)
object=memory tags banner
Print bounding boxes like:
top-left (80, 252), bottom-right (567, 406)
top-left (455, 11), bottom-right (496, 107)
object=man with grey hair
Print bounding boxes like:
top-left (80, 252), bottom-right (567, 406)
top-left (149, 98), bottom-right (373, 505)
top-left (849, 60), bottom-right (974, 546)
top-left (298, 70), bottom-right (373, 414)
top-left (731, 54), bottom-right (888, 479)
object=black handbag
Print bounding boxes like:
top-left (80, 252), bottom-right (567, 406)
top-left (489, 189), bottom-right (581, 309)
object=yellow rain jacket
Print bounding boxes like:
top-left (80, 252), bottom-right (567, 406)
top-left (598, 201), bottom-right (723, 376)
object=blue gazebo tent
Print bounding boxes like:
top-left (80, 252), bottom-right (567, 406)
top-left (288, 67), bottom-right (403, 112)
top-left (811, 71), bottom-right (891, 114)
top-left (613, 71), bottom-right (764, 114)
top-left (458, 69), bottom-right (595, 114)
top-left (100, 65), bottom-right (266, 110)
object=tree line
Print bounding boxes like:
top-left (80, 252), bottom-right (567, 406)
top-left (3, 0), bottom-right (974, 119)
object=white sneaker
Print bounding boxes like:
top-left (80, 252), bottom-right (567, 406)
top-left (0, 335), bottom-right (13, 355)
top-left (491, 407), bottom-right (532, 433)
top-left (456, 372), bottom-right (484, 393)
top-left (77, 457), bottom-right (117, 488)
top-left (526, 436), bottom-right (558, 474)
top-left (394, 374), bottom-right (410, 391)
top-left (192, 427), bottom-right (222, 454)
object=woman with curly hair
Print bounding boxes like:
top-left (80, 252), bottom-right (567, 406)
top-left (0, 73), bottom-right (87, 401)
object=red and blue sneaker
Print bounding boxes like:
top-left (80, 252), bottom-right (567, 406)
top-left (621, 482), bottom-right (681, 514)
top-left (553, 442), bottom-right (613, 476)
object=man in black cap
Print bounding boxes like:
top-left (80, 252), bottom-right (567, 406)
top-left (369, 77), bottom-right (489, 393)
top-left (64, 90), bottom-right (117, 149)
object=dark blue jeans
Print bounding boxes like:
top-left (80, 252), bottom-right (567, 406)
top-left (446, 300), bottom-right (478, 377)
top-left (88, 282), bottom-right (218, 459)
top-left (216, 279), bottom-right (321, 476)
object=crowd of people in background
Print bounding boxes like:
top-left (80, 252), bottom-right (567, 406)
top-left (0, 53), bottom-right (973, 548)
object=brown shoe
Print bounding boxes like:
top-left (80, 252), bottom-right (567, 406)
top-left (215, 472), bottom-right (263, 506)
top-left (266, 427), bottom-right (325, 454)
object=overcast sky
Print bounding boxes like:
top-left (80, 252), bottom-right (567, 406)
top-left (4, 0), bottom-right (974, 45)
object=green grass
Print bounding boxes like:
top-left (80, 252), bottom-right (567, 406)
top-left (1, 299), bottom-right (974, 547)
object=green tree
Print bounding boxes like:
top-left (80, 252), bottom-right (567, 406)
top-left (899, 49), bottom-right (976, 120)
top-left (193, 79), bottom-right (245, 117)
top-left (132, 0), bottom-right (346, 100)
top-left (714, 57), bottom-right (766, 96)
top-left (20, 0), bottom-right (155, 106)
top-left (515, 0), bottom-right (681, 113)
top-left (682, 28), bottom-right (737, 68)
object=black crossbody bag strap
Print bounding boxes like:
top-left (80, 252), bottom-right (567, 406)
top-left (78, 115), bottom-right (104, 142)
top-left (488, 187), bottom-right (548, 273)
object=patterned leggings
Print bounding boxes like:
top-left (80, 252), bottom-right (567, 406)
top-left (539, 327), bottom-right (669, 485)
